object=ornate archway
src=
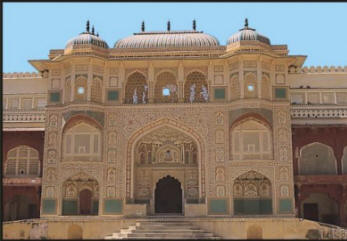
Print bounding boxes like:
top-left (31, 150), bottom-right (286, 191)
top-left (126, 119), bottom-right (205, 203)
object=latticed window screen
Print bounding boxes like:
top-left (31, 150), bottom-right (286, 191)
top-left (5, 145), bottom-right (40, 176)
top-left (91, 77), bottom-right (102, 103)
top-left (184, 71), bottom-right (208, 103)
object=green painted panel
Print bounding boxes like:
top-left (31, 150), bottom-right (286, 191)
top-left (234, 199), bottom-right (272, 215)
top-left (104, 199), bottom-right (122, 214)
top-left (62, 200), bottom-right (77, 215)
top-left (92, 200), bottom-right (99, 215)
top-left (42, 199), bottom-right (56, 214)
top-left (108, 90), bottom-right (119, 101)
top-left (50, 92), bottom-right (60, 102)
top-left (275, 88), bottom-right (287, 99)
top-left (279, 199), bottom-right (292, 213)
top-left (209, 199), bottom-right (227, 214)
top-left (214, 88), bottom-right (225, 99)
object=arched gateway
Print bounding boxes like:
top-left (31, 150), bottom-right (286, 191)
top-left (155, 176), bottom-right (182, 213)
top-left (127, 119), bottom-right (205, 214)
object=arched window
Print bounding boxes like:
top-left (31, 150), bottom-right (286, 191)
top-left (233, 171), bottom-right (272, 215)
top-left (231, 118), bottom-right (273, 160)
top-left (155, 72), bottom-right (177, 103)
top-left (5, 145), bottom-right (40, 176)
top-left (299, 142), bottom-right (337, 175)
top-left (244, 73), bottom-right (258, 99)
top-left (91, 77), bottom-right (102, 103)
top-left (125, 72), bottom-right (147, 104)
top-left (184, 71), bottom-right (208, 103)
top-left (74, 75), bottom-right (87, 101)
top-left (63, 122), bottom-right (102, 161)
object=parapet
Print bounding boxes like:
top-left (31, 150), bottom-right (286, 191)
top-left (289, 66), bottom-right (347, 74)
top-left (3, 72), bottom-right (41, 79)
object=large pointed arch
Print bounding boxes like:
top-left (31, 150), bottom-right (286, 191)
top-left (126, 118), bottom-right (206, 200)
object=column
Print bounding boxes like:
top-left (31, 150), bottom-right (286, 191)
top-left (119, 63), bottom-right (125, 103)
top-left (148, 63), bottom-right (154, 103)
top-left (239, 58), bottom-right (244, 98)
top-left (178, 62), bottom-right (184, 102)
top-left (224, 62), bottom-right (229, 100)
top-left (71, 65), bottom-right (75, 102)
top-left (208, 61), bottom-right (213, 101)
top-left (102, 63), bottom-right (108, 103)
top-left (87, 62), bottom-right (92, 101)
top-left (257, 58), bottom-right (262, 99)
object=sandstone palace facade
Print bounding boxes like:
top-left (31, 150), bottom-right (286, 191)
top-left (3, 20), bottom-right (347, 239)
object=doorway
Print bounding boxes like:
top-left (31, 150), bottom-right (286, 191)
top-left (155, 176), bottom-right (182, 213)
top-left (79, 189), bottom-right (92, 215)
top-left (303, 203), bottom-right (319, 221)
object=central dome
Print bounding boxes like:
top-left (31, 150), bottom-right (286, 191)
top-left (114, 30), bottom-right (220, 49)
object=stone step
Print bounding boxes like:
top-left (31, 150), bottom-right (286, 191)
top-left (126, 233), bottom-right (216, 238)
top-left (136, 225), bottom-right (200, 230)
top-left (133, 229), bottom-right (211, 233)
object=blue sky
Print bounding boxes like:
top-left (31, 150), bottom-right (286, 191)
top-left (3, 2), bottom-right (347, 72)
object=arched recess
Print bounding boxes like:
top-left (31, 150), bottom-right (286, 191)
top-left (299, 142), bottom-right (337, 175)
top-left (230, 73), bottom-right (240, 101)
top-left (154, 72), bottom-right (177, 103)
top-left (5, 145), bottom-right (40, 177)
top-left (247, 224), bottom-right (263, 239)
top-left (74, 75), bottom-right (87, 101)
top-left (230, 117), bottom-right (273, 160)
top-left (4, 194), bottom-right (38, 221)
top-left (62, 115), bottom-right (102, 162)
top-left (125, 72), bottom-right (148, 104)
top-left (301, 193), bottom-right (339, 225)
top-left (64, 77), bottom-right (71, 103)
top-left (91, 76), bottom-right (102, 103)
top-left (261, 73), bottom-right (271, 100)
top-left (244, 73), bottom-right (258, 99)
top-left (233, 170), bottom-right (273, 215)
top-left (184, 71), bottom-right (208, 103)
top-left (62, 172), bottom-right (99, 215)
top-left (126, 118), bottom-right (205, 201)
top-left (67, 224), bottom-right (83, 239)
top-left (342, 146), bottom-right (347, 174)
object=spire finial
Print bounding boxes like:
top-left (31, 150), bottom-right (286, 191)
top-left (92, 25), bottom-right (95, 35)
top-left (96, 32), bottom-right (99, 37)
top-left (86, 20), bottom-right (90, 32)
top-left (193, 19), bottom-right (196, 31)
top-left (167, 20), bottom-right (171, 31)
top-left (141, 21), bottom-right (145, 32)
top-left (244, 18), bottom-right (248, 28)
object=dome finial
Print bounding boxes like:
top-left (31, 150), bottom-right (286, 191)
top-left (141, 21), bottom-right (145, 32)
top-left (193, 19), bottom-right (196, 31)
top-left (86, 20), bottom-right (90, 33)
top-left (244, 18), bottom-right (249, 28)
top-left (92, 25), bottom-right (95, 35)
top-left (96, 32), bottom-right (99, 37)
top-left (167, 20), bottom-right (171, 31)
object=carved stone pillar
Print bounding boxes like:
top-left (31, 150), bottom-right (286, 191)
top-left (178, 62), bottom-right (184, 102)
top-left (87, 62), bottom-right (92, 101)
top-left (257, 58), bottom-right (262, 99)
top-left (148, 64), bottom-right (154, 103)
top-left (119, 64), bottom-right (125, 103)
top-left (71, 64), bottom-right (75, 102)
top-left (239, 59), bottom-right (244, 98)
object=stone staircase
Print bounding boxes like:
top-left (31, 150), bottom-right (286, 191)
top-left (105, 219), bottom-right (221, 239)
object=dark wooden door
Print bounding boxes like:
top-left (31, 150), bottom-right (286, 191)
top-left (155, 176), bottom-right (182, 213)
top-left (79, 189), bottom-right (92, 215)
top-left (303, 203), bottom-right (319, 221)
